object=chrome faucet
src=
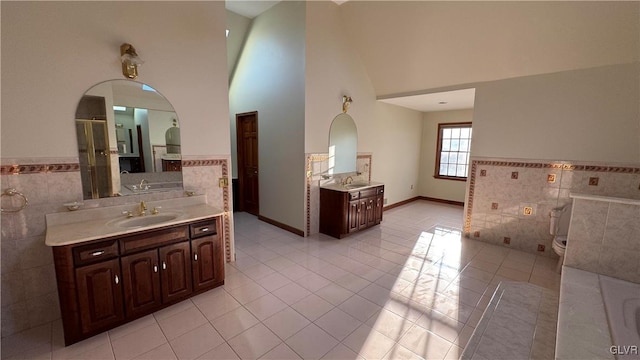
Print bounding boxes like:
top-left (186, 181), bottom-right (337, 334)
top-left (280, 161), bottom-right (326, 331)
top-left (139, 179), bottom-right (148, 189)
top-left (342, 176), bottom-right (353, 185)
top-left (139, 201), bottom-right (147, 216)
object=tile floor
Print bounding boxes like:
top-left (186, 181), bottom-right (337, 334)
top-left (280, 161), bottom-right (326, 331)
top-left (1, 200), bottom-right (561, 360)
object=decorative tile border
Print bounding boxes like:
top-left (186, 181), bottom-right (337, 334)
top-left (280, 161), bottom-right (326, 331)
top-left (182, 158), bottom-right (232, 263)
top-left (464, 159), bottom-right (640, 234)
top-left (0, 163), bottom-right (80, 174)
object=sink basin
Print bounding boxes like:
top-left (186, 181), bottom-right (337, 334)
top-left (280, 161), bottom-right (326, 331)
top-left (344, 183), bottom-right (370, 190)
top-left (109, 213), bottom-right (182, 229)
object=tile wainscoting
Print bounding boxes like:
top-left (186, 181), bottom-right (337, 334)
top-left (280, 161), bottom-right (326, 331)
top-left (464, 157), bottom-right (640, 257)
top-left (0, 156), bottom-right (233, 338)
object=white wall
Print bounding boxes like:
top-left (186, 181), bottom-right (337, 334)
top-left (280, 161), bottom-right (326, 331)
top-left (419, 109), bottom-right (473, 203)
top-left (472, 63), bottom-right (640, 163)
top-left (229, 1), bottom-right (306, 231)
top-left (305, 1), bottom-right (423, 207)
top-left (1, 1), bottom-right (230, 159)
top-left (371, 102), bottom-right (423, 206)
top-left (226, 10), bottom-right (253, 83)
top-left (340, 1), bottom-right (639, 96)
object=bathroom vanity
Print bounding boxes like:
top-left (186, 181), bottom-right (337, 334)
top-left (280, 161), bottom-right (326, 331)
top-left (45, 197), bottom-right (225, 345)
top-left (319, 183), bottom-right (384, 238)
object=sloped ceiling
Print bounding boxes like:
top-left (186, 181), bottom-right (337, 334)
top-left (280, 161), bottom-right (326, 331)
top-left (339, 1), bottom-right (640, 97)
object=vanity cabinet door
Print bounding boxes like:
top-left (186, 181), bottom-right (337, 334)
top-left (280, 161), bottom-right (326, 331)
top-left (192, 235), bottom-right (224, 291)
top-left (121, 249), bottom-right (161, 317)
top-left (374, 194), bottom-right (384, 224)
top-left (348, 200), bottom-right (361, 233)
top-left (75, 259), bottom-right (124, 334)
top-left (159, 242), bottom-right (192, 303)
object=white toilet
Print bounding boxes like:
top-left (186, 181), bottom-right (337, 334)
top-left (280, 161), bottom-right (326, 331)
top-left (549, 201), bottom-right (572, 272)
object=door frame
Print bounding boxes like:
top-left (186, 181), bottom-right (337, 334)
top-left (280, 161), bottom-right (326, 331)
top-left (236, 111), bottom-right (259, 215)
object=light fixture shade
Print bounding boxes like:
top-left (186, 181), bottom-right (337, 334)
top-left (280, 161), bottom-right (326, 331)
top-left (120, 43), bottom-right (143, 79)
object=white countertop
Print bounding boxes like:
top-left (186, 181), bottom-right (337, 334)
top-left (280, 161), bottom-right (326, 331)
top-left (45, 195), bottom-right (224, 247)
top-left (570, 193), bottom-right (640, 205)
top-left (320, 181), bottom-right (384, 192)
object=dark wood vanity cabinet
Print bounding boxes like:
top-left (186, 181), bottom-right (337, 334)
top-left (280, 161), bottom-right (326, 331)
top-left (320, 185), bottom-right (384, 238)
top-left (53, 216), bottom-right (224, 345)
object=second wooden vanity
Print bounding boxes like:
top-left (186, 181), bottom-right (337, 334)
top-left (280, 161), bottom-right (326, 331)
top-left (46, 198), bottom-right (224, 345)
top-left (320, 183), bottom-right (384, 238)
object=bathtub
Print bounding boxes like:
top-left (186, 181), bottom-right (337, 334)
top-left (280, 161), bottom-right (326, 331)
top-left (600, 274), bottom-right (640, 360)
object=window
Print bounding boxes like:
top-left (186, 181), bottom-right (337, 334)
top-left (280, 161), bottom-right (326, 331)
top-left (435, 122), bottom-right (472, 180)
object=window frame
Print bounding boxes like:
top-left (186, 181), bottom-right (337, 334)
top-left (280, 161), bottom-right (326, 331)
top-left (434, 122), bottom-right (472, 181)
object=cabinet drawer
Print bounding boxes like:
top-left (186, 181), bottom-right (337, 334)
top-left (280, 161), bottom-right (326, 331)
top-left (190, 219), bottom-right (217, 239)
top-left (73, 240), bottom-right (119, 267)
top-left (349, 191), bottom-right (360, 201)
top-left (120, 226), bottom-right (189, 255)
top-left (359, 188), bottom-right (377, 199)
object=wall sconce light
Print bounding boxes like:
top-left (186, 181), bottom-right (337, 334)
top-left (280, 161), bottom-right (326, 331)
top-left (120, 43), bottom-right (143, 79)
top-left (342, 95), bottom-right (353, 113)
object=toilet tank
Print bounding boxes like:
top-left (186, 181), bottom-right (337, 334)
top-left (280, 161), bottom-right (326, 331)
top-left (550, 202), bottom-right (573, 236)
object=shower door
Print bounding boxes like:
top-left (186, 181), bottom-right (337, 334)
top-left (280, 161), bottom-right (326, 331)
top-left (76, 120), bottom-right (112, 199)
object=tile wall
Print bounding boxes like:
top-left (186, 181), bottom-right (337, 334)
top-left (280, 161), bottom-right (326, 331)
top-left (0, 155), bottom-right (232, 338)
top-left (305, 154), bottom-right (372, 236)
top-left (564, 196), bottom-right (640, 284)
top-left (464, 157), bottom-right (640, 257)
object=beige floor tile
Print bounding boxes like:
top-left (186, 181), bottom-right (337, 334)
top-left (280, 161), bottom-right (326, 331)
top-left (398, 323), bottom-right (453, 360)
top-left (244, 293), bottom-right (288, 321)
top-left (210, 306), bottom-right (260, 340)
top-left (365, 308), bottom-right (414, 342)
top-left (197, 342), bottom-right (240, 360)
top-left (192, 289), bottom-right (242, 321)
top-left (295, 273), bottom-right (332, 292)
top-left (157, 306), bottom-right (208, 340)
top-left (153, 299), bottom-right (196, 321)
top-left (227, 282), bottom-right (269, 304)
top-left (285, 324), bottom-right (338, 360)
top-left (256, 272), bottom-right (292, 292)
top-left (51, 332), bottom-right (111, 360)
top-left (109, 315), bottom-right (156, 341)
top-left (259, 343), bottom-right (301, 360)
top-left (291, 294), bottom-right (334, 321)
top-left (227, 324), bottom-right (281, 360)
top-left (320, 343), bottom-right (364, 360)
top-left (272, 282), bottom-right (312, 305)
top-left (315, 283), bottom-right (354, 306)
top-left (358, 283), bottom-right (393, 307)
top-left (314, 307), bottom-right (362, 341)
top-left (263, 307), bottom-right (311, 340)
top-left (133, 343), bottom-right (177, 360)
top-left (382, 344), bottom-right (425, 360)
top-left (111, 323), bottom-right (167, 360)
top-left (334, 273), bottom-right (371, 293)
top-left (337, 294), bottom-right (381, 322)
top-left (169, 323), bottom-right (224, 360)
top-left (342, 324), bottom-right (396, 360)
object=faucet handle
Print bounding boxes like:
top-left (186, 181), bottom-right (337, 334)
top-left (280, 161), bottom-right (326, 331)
top-left (152, 206), bottom-right (161, 215)
top-left (122, 210), bottom-right (133, 218)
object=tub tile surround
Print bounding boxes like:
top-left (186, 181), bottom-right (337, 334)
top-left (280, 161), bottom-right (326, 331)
top-left (564, 194), bottom-right (640, 284)
top-left (464, 157), bottom-right (640, 257)
top-left (0, 155), bottom-right (233, 338)
top-left (556, 267), bottom-right (615, 360)
top-left (305, 153), bottom-right (372, 236)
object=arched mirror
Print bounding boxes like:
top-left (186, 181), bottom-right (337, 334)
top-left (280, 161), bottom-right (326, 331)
top-left (75, 80), bottom-right (183, 199)
top-left (328, 113), bottom-right (357, 174)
